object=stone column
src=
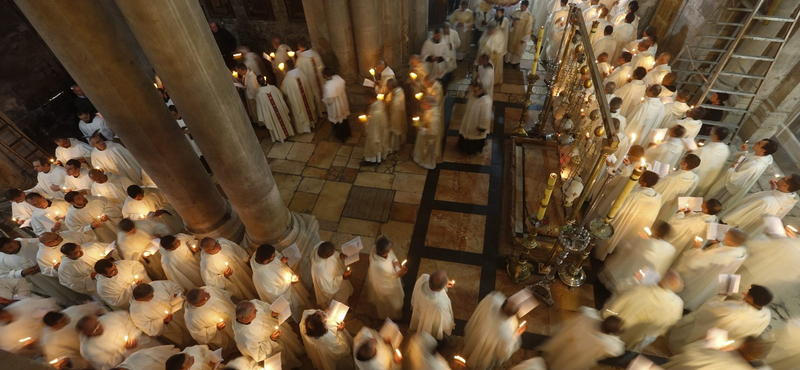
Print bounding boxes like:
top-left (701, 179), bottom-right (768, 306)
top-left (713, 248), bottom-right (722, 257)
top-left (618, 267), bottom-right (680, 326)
top-left (114, 0), bottom-right (320, 254)
top-left (323, 0), bottom-right (359, 82)
top-left (14, 0), bottom-right (243, 240)
top-left (409, 0), bottom-right (430, 54)
top-left (350, 0), bottom-right (383, 76)
top-left (382, 0), bottom-right (404, 70)
top-left (301, 0), bottom-right (335, 67)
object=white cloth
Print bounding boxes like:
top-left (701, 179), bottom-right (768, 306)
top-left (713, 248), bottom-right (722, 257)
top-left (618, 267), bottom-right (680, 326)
top-left (31, 165), bottom-right (67, 199)
top-left (477, 64), bottom-right (495, 96)
top-left (602, 284), bottom-right (683, 349)
top-left (409, 274), bottom-right (455, 340)
top-left (232, 299), bottom-right (304, 368)
top-left (37, 230), bottom-right (95, 278)
top-left (449, 9), bottom-right (474, 60)
top-left (643, 64), bottom-right (671, 86)
top-left (364, 100), bottom-right (389, 163)
top-left (91, 141), bottom-right (148, 186)
top-left (672, 245), bottom-right (748, 311)
top-left (721, 189), bottom-right (798, 236)
top-left (478, 30), bottom-right (507, 84)
top-left (42, 302), bottom-right (101, 369)
top-left (310, 243), bottom-right (353, 307)
top-left (296, 49), bottom-right (327, 116)
top-left (250, 252), bottom-right (311, 322)
top-left (78, 116), bottom-right (114, 142)
top-left (692, 141), bottom-right (731, 197)
top-left (707, 152), bottom-right (773, 207)
top-left (659, 101), bottom-right (691, 129)
top-left (160, 234), bottom-right (204, 291)
top-left (663, 212), bottom-right (718, 256)
top-left (445, 31), bottom-right (460, 71)
top-left (323, 75), bottom-right (350, 123)
top-left (646, 138), bottom-right (684, 168)
top-left (611, 23), bottom-right (635, 60)
top-left (616, 80), bottom-right (647, 117)
top-left (387, 86), bottom-right (407, 152)
top-left (605, 63), bottom-right (633, 89)
top-left (116, 220), bottom-right (168, 262)
top-left (130, 280), bottom-right (190, 346)
top-left (595, 187), bottom-right (662, 260)
top-left (662, 341), bottom-right (755, 370)
top-left (299, 309), bottom-right (355, 370)
top-left (114, 345), bottom-right (179, 370)
top-left (184, 286), bottom-right (237, 352)
top-left (353, 327), bottom-right (399, 370)
top-left (122, 187), bottom-right (183, 234)
top-left (55, 139), bottom-right (93, 166)
top-left (270, 44), bottom-right (291, 87)
top-left (506, 9), bottom-right (533, 64)
top-left (79, 311), bottom-right (155, 370)
top-left (593, 35), bottom-right (617, 60)
top-left (366, 249), bottom-right (404, 320)
top-left (677, 117), bottom-right (702, 141)
top-left (1, 238), bottom-right (82, 306)
top-left (95, 260), bottom-right (151, 310)
top-left (30, 199), bottom-right (70, 236)
top-left (91, 173), bottom-right (136, 206)
top-left (406, 332), bottom-right (451, 370)
top-left (64, 168), bottom-right (95, 193)
top-left (654, 170), bottom-right (699, 220)
top-left (625, 97), bottom-right (665, 145)
top-left (65, 196), bottom-right (122, 243)
top-left (668, 296), bottom-right (770, 353)
top-left (421, 39), bottom-right (452, 80)
top-left (0, 297), bottom-right (59, 356)
top-left (460, 94), bottom-right (493, 140)
top-left (181, 344), bottom-right (218, 370)
top-left (255, 85), bottom-right (294, 142)
top-left (58, 242), bottom-right (108, 295)
top-left (539, 306), bottom-right (626, 370)
top-left (412, 103), bottom-right (444, 170)
top-left (282, 68), bottom-right (318, 134)
top-left (201, 238), bottom-right (257, 302)
top-left (11, 200), bottom-right (36, 223)
top-left (737, 237), bottom-right (800, 305)
top-left (0, 277), bottom-right (33, 301)
top-left (463, 292), bottom-right (521, 370)
top-left (600, 238), bottom-right (676, 293)
top-left (175, 119), bottom-right (202, 157)
top-left (630, 50), bottom-right (655, 71)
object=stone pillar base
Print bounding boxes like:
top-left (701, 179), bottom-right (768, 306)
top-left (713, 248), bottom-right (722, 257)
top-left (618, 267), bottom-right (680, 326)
top-left (186, 201), bottom-right (246, 243)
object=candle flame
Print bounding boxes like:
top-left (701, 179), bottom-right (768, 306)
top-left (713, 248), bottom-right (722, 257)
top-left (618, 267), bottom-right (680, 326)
top-left (377, 93), bottom-right (385, 100)
top-left (358, 115), bottom-right (368, 122)
top-left (219, 317), bottom-right (224, 322)
top-left (695, 236), bottom-right (703, 242)
top-left (52, 260), bottom-right (57, 264)
top-left (233, 52), bottom-right (242, 58)
top-left (134, 275), bottom-right (138, 280)
top-left (631, 133), bottom-right (636, 143)
top-left (275, 326), bottom-right (279, 330)
top-left (232, 71), bottom-right (238, 78)
top-left (346, 267), bottom-right (351, 272)
top-left (644, 227), bottom-right (651, 236)
top-left (401, 259), bottom-right (407, 266)
top-left (49, 158), bottom-right (55, 163)
top-left (278, 63), bottom-right (285, 71)
top-left (270, 52), bottom-right (276, 58)
top-left (409, 72), bottom-right (417, 80)
top-left (124, 335), bottom-right (128, 341)
top-left (291, 275), bottom-right (299, 282)
top-left (19, 337), bottom-right (31, 343)
top-left (640, 157), bottom-right (646, 167)
top-left (369, 68), bottom-right (375, 76)
top-left (450, 279), bottom-right (456, 285)
top-left (454, 356), bottom-right (466, 364)
top-left (519, 320), bottom-right (526, 328)
top-left (415, 92), bottom-right (424, 100)
top-left (787, 225), bottom-right (798, 233)
top-left (287, 51), bottom-right (295, 57)
top-left (412, 116), bottom-right (420, 121)
top-left (143, 252), bottom-right (151, 257)
top-left (49, 359), bottom-right (58, 364)
top-left (395, 349), bottom-right (402, 359)
top-left (775, 173), bottom-right (781, 178)
top-left (165, 310), bottom-right (169, 315)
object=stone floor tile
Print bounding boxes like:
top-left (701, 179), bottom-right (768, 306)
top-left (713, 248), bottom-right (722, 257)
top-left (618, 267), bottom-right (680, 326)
top-left (394, 191), bottom-right (422, 204)
top-left (442, 136), bottom-right (492, 165)
top-left (267, 141), bottom-right (294, 159)
top-left (389, 202), bottom-right (419, 223)
top-left (337, 145), bottom-right (354, 157)
top-left (435, 170), bottom-right (490, 205)
top-left (337, 217), bottom-right (381, 237)
top-left (354, 172), bottom-right (395, 189)
top-left (288, 192), bottom-right (318, 214)
top-left (298, 178), bottom-right (326, 194)
top-left (286, 142), bottom-right (317, 162)
top-left (268, 159), bottom-right (305, 175)
top-left (392, 172), bottom-right (426, 194)
top-left (346, 158), bottom-right (362, 169)
top-left (301, 167), bottom-right (328, 179)
top-left (307, 141), bottom-right (341, 169)
top-left (312, 181), bottom-right (352, 221)
top-left (291, 131), bottom-right (316, 143)
top-left (425, 210), bottom-right (486, 254)
top-left (332, 155), bottom-right (349, 167)
top-left (395, 160), bottom-right (429, 174)
top-left (273, 173), bottom-right (302, 192)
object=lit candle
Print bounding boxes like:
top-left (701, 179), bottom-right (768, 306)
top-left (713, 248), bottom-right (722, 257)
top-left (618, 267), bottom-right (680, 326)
top-left (219, 317), bottom-right (224, 323)
top-left (377, 93), bottom-right (385, 101)
top-left (449, 279), bottom-right (456, 286)
top-left (61, 186), bottom-right (67, 191)
top-left (190, 243), bottom-right (197, 251)
top-left (358, 115), bottom-right (368, 122)
top-left (269, 52), bottom-right (276, 59)
top-left (775, 173), bottom-right (781, 178)
top-left (143, 251), bottom-right (151, 257)
top-left (698, 141), bottom-right (705, 146)
top-left (631, 133), bottom-right (636, 143)
top-left (49, 359), bottom-right (59, 365)
top-left (124, 335), bottom-right (128, 342)
top-left (165, 310), bottom-right (169, 315)
top-left (274, 325), bottom-right (279, 331)
top-left (153, 83), bottom-right (158, 89)
top-left (531, 26), bottom-right (545, 73)
top-left (454, 356), bottom-right (466, 364)
top-left (49, 158), bottom-right (55, 163)
top-left (225, 262), bottom-right (229, 267)
top-left (134, 275), bottom-right (138, 280)
top-left (346, 267), bottom-right (351, 272)
top-left (415, 92), bottom-right (424, 100)
top-left (54, 211), bottom-right (60, 216)
top-left (787, 225), bottom-right (798, 233)
top-left (52, 259), bottom-right (57, 264)
top-left (291, 275), bottom-right (298, 283)
top-left (278, 63), bottom-right (285, 71)
top-left (412, 116), bottom-right (420, 126)
top-left (395, 349), bottom-right (402, 360)
top-left (19, 337), bottom-right (31, 343)
top-left (94, 166), bottom-right (101, 170)
top-left (640, 158), bottom-right (646, 168)
top-left (233, 52), bottom-right (242, 59)
top-left (401, 259), bottom-right (407, 266)
top-left (231, 70), bottom-right (238, 78)
top-left (369, 68), bottom-right (375, 76)
top-left (519, 320), bottom-right (526, 328)
top-left (409, 72), bottom-right (417, 80)
top-left (287, 51), bottom-right (295, 58)
top-left (695, 236), bottom-right (703, 243)
top-left (536, 173), bottom-right (557, 220)
top-left (644, 227), bottom-right (652, 236)
top-left (140, 214), bottom-right (146, 219)
top-left (11, 217), bottom-right (16, 222)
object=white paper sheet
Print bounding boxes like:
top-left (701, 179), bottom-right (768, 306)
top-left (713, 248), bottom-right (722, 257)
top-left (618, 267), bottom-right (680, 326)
top-left (508, 289), bottom-right (540, 317)
top-left (341, 236), bottom-right (363, 256)
top-left (329, 300), bottom-right (349, 323)
top-left (763, 216), bottom-right (787, 237)
top-left (362, 78), bottom-right (376, 88)
top-left (706, 223), bottom-right (730, 240)
top-left (282, 244), bottom-right (302, 267)
top-left (263, 352), bottom-right (282, 370)
top-left (344, 253), bottom-right (360, 266)
top-left (677, 197), bottom-right (703, 212)
top-left (379, 318), bottom-right (403, 349)
top-left (718, 274), bottom-right (741, 295)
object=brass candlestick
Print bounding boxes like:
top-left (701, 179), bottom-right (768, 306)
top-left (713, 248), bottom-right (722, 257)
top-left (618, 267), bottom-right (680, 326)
top-left (512, 27), bottom-right (545, 137)
top-left (508, 173), bottom-right (557, 283)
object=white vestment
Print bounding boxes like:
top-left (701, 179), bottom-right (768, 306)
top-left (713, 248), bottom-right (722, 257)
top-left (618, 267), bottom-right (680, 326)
top-left (64, 168), bottom-right (95, 193)
top-left (122, 187), bottom-right (183, 234)
top-left (42, 302), bottom-right (101, 369)
top-left (707, 152), bottom-right (773, 207)
top-left (223, 356), bottom-right (260, 370)
top-left (1, 238), bottom-right (83, 305)
top-left (59, 242), bottom-right (108, 295)
top-left (654, 170), bottom-right (699, 220)
top-left (116, 219), bottom-right (168, 261)
top-left (721, 189), bottom-right (798, 236)
top-left (0, 277), bottom-right (32, 301)
top-left (459, 94), bottom-right (493, 140)
top-left (0, 297), bottom-right (59, 356)
top-left (600, 238), bottom-right (676, 293)
top-left (55, 139), bottom-right (93, 166)
top-left (37, 230), bottom-right (95, 278)
top-left (130, 280), bottom-right (191, 346)
top-left (630, 50), bottom-right (655, 71)
top-left (78, 115), bottom-right (115, 142)
top-left (602, 284), bottom-right (683, 349)
top-left (421, 39), bottom-right (452, 80)
top-left (595, 187), bottom-right (662, 260)
top-left (11, 200), bottom-right (36, 223)
top-left (270, 44), bottom-right (291, 87)
top-left (477, 64), bottom-right (494, 96)
top-left (478, 30), bottom-right (507, 84)
top-left (624, 97), bottom-right (665, 145)
top-left (296, 48), bottom-right (327, 116)
top-left (366, 249), bottom-right (404, 320)
top-left (449, 9), bottom-right (474, 60)
top-left (592, 35), bottom-right (617, 60)
top-left (255, 84), bottom-right (295, 142)
top-left (737, 237), bottom-right (800, 304)
top-left (79, 311), bottom-right (155, 370)
top-left (506, 10), bottom-right (533, 64)
top-left (406, 332), bottom-right (451, 370)
top-left (646, 138), bottom-right (684, 168)
top-left (692, 141), bottom-right (731, 197)
top-left (65, 196), bottom-right (122, 243)
top-left (353, 326), bottom-right (399, 370)
top-left (662, 341), bottom-right (755, 370)
top-left (311, 244), bottom-right (354, 307)
top-left (643, 64), bottom-right (671, 86)
top-left (663, 212), bottom-right (718, 255)
top-left (201, 238), bottom-right (257, 302)
top-left (160, 233), bottom-right (204, 291)
top-left (659, 101), bottom-right (690, 129)
top-left (766, 318), bottom-right (800, 370)
top-left (323, 75), bottom-right (351, 124)
top-left (387, 86), bottom-right (407, 152)
top-left (616, 80), bottom-right (647, 117)
top-left (281, 68), bottom-right (317, 134)
top-left (30, 199), bottom-right (70, 236)
top-left (672, 245), bottom-right (748, 310)
top-left (181, 344), bottom-right (218, 370)
top-left (611, 23), bottom-right (635, 60)
top-left (184, 286), bottom-right (237, 353)
top-left (591, 19), bottom-right (611, 43)
top-left (31, 165), bottom-right (67, 199)
top-left (299, 310), bottom-right (355, 370)
top-left (91, 173), bottom-right (136, 206)
top-left (364, 100), bottom-right (390, 163)
top-left (250, 252), bottom-right (311, 322)
top-left (90, 141), bottom-right (148, 186)
top-left (677, 117), bottom-right (702, 141)
top-left (463, 292), bottom-right (521, 370)
top-left (96, 260), bottom-right (151, 310)
top-left (539, 306), bottom-right (626, 370)
top-left (114, 345), bottom-right (179, 370)
top-left (412, 104), bottom-right (444, 170)
top-left (233, 299), bottom-right (304, 368)
top-left (605, 63), bottom-right (632, 89)
top-left (668, 296), bottom-right (769, 353)
top-left (409, 274), bottom-right (455, 340)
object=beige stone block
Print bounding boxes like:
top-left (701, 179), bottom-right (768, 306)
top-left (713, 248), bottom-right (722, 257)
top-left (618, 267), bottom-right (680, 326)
top-left (332, 155), bottom-right (349, 167)
top-left (354, 172), bottom-right (394, 189)
top-left (267, 141), bottom-right (294, 159)
top-left (268, 159), bottom-right (305, 175)
top-left (337, 217), bottom-right (381, 237)
top-left (288, 192), bottom-right (318, 214)
top-left (392, 172), bottom-right (426, 194)
top-left (285, 142), bottom-right (317, 162)
top-left (312, 181), bottom-right (352, 221)
top-left (298, 178), bottom-right (326, 193)
top-left (394, 191), bottom-right (422, 204)
top-left (307, 141), bottom-right (341, 169)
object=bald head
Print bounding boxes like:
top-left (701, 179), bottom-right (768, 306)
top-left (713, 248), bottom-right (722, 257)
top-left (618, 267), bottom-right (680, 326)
top-left (38, 232), bottom-right (59, 245)
top-left (724, 228), bottom-right (747, 247)
top-left (501, 299), bottom-right (519, 317)
top-left (656, 52), bottom-right (671, 65)
top-left (235, 301), bottom-right (256, 320)
top-left (429, 270), bottom-right (448, 291)
top-left (76, 315), bottom-right (100, 336)
top-left (659, 270), bottom-right (684, 293)
top-left (88, 169), bottom-right (107, 183)
top-left (200, 237), bottom-right (217, 250)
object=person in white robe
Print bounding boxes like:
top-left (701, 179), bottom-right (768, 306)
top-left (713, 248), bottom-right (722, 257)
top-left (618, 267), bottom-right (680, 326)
top-left (37, 231), bottom-right (95, 281)
top-left (311, 241), bottom-right (354, 307)
top-left (373, 60), bottom-right (396, 95)
top-left (410, 270), bottom-right (455, 340)
top-left (721, 175), bottom-right (799, 236)
top-left (94, 259), bottom-right (151, 310)
top-left (200, 237), bottom-right (257, 303)
top-left (611, 1), bottom-right (640, 30)
top-left (539, 306), bottom-right (625, 370)
top-left (254, 75), bottom-right (294, 143)
top-left (707, 138), bottom-right (778, 207)
top-left (362, 94), bottom-right (390, 165)
top-left (611, 13), bottom-right (636, 60)
top-left (323, 68), bottom-right (352, 142)
top-left (654, 154), bottom-right (701, 220)
top-left (0, 277), bottom-right (33, 303)
top-left (299, 309), bottom-right (355, 370)
top-left (184, 287), bottom-right (237, 355)
top-left (458, 83), bottom-right (493, 155)
top-left (588, 144), bottom-right (643, 221)
top-left (463, 291), bottom-right (523, 370)
top-left (624, 86), bottom-right (665, 146)
top-left (601, 270), bottom-right (684, 350)
top-left (595, 171), bottom-right (662, 260)
top-left (629, 41), bottom-right (655, 71)
top-left (64, 192), bottom-right (121, 243)
top-left (250, 244), bottom-right (311, 322)
top-left (117, 219), bottom-right (168, 280)
top-left (281, 59), bottom-right (317, 134)
top-left (169, 106), bottom-right (205, 161)
top-left (479, 21), bottom-right (506, 85)
top-left (122, 186), bottom-right (183, 235)
top-left (593, 25), bottom-right (617, 60)
top-left (668, 285), bottom-right (772, 353)
top-left (664, 336), bottom-right (772, 370)
top-left (30, 159), bottom-right (67, 199)
top-left (26, 193), bottom-right (70, 236)
top-left (0, 296), bottom-right (60, 357)
top-left (386, 80), bottom-right (407, 153)
top-left (600, 221), bottom-right (676, 293)
top-left (583, 0), bottom-right (602, 22)
top-left (738, 233), bottom-right (800, 301)
top-left (63, 160), bottom-right (95, 193)
top-left (165, 344), bottom-right (222, 370)
top-left (159, 235), bottom-right (204, 292)
top-left (616, 66), bottom-right (647, 117)
top-left (765, 318), bottom-right (800, 370)
top-left (406, 332), bottom-right (451, 370)
top-left (643, 52), bottom-right (672, 86)
top-left (233, 300), bottom-right (304, 369)
top-left (115, 345), bottom-right (179, 370)
top-left (353, 326), bottom-right (401, 370)
top-left (42, 302), bottom-right (103, 370)
top-left (236, 63), bottom-right (260, 122)
top-left (506, 2), bottom-right (533, 66)
top-left (663, 199), bottom-right (722, 255)
top-left (590, 7), bottom-right (612, 44)
top-left (76, 111), bottom-right (115, 142)
top-left (605, 52), bottom-right (633, 88)
top-left (268, 37), bottom-right (292, 87)
top-left (89, 135), bottom-right (153, 187)
top-left (54, 137), bottom-right (93, 167)
top-left (692, 126), bottom-right (731, 196)
top-left (443, 24), bottom-right (461, 75)
top-left (672, 228), bottom-right (749, 310)
top-left (0, 237), bottom-right (84, 306)
top-left (474, 1), bottom-right (494, 34)
top-left (296, 40), bottom-right (327, 117)
top-left (421, 29), bottom-right (452, 82)
top-left (676, 107), bottom-right (704, 145)
top-left (6, 188), bottom-right (36, 226)
top-left (130, 281), bottom-right (192, 347)
top-left (476, 54), bottom-right (495, 97)
top-left (89, 170), bottom-right (136, 207)
top-left (76, 312), bottom-right (156, 370)
top-left (646, 124), bottom-right (686, 168)
top-left (58, 241), bottom-right (109, 296)
top-left (659, 89), bottom-right (691, 130)
top-left (366, 237), bottom-right (406, 320)
top-left (449, 2), bottom-right (474, 60)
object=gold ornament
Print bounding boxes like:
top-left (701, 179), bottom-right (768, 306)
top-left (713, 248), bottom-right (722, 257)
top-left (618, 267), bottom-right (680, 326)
top-left (584, 79), bottom-right (593, 89)
top-left (589, 110), bottom-right (600, 120)
top-left (579, 65), bottom-right (590, 75)
top-left (594, 125), bottom-right (605, 137)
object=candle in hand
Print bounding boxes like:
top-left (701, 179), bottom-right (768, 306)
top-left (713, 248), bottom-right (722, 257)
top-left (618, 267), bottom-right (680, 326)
top-left (409, 72), bottom-right (417, 80)
top-left (401, 259), bottom-right (407, 266)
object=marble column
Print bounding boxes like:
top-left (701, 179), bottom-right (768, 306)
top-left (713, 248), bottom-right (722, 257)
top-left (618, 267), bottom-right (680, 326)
top-left (323, 0), bottom-right (359, 82)
top-left (382, 0), bottom-right (404, 70)
top-left (301, 0), bottom-right (335, 67)
top-left (409, 0), bottom-right (430, 54)
top-left (14, 0), bottom-right (243, 241)
top-left (351, 0), bottom-right (383, 76)
top-left (114, 0), bottom-right (320, 252)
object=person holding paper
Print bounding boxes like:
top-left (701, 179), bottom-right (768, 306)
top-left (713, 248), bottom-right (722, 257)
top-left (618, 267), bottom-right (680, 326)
top-left (88, 170), bottom-right (137, 207)
top-left (409, 270), bottom-right (455, 340)
top-left (311, 241), bottom-right (354, 307)
top-left (595, 171), bottom-right (662, 261)
top-left (615, 66), bottom-right (647, 117)
top-left (37, 231), bottom-right (95, 279)
top-left (0, 296), bottom-right (60, 357)
top-left (164, 344), bottom-right (221, 370)
top-left (405, 332), bottom-right (451, 370)
top-left (117, 219), bottom-right (167, 281)
top-left (601, 270), bottom-right (684, 350)
top-left (0, 237), bottom-right (82, 307)
top-left (646, 124), bottom-right (686, 169)
top-left (654, 154), bottom-right (701, 220)
top-left (658, 89), bottom-right (692, 129)
top-left (63, 159), bottom-right (95, 194)
top-left (600, 220), bottom-right (676, 293)
top-left (64, 192), bottom-right (122, 243)
top-left (58, 242), bottom-right (109, 297)
top-left (76, 312), bottom-right (157, 370)
top-left (41, 302), bottom-right (102, 370)
top-left (624, 85), bottom-right (666, 146)
top-left (159, 235), bottom-right (204, 292)
top-left (250, 244), bottom-right (312, 322)
top-left (233, 300), bottom-right (304, 369)
top-left (462, 291), bottom-right (523, 370)
top-left (130, 281), bottom-right (191, 347)
top-left (707, 138), bottom-right (778, 207)
top-left (720, 174), bottom-right (800, 236)
top-left (676, 106), bottom-right (705, 141)
top-left (353, 326), bottom-right (402, 370)
top-left (94, 259), bottom-right (150, 311)
top-left (668, 285), bottom-right (772, 354)
top-left (199, 238), bottom-right (257, 303)
top-left (671, 228), bottom-right (748, 310)
top-left (89, 135), bottom-right (153, 187)
top-left (300, 309), bottom-right (355, 370)
top-left (53, 136), bottom-right (93, 167)
top-left (6, 189), bottom-right (36, 227)
top-left (123, 186), bottom-right (184, 235)
top-left (29, 158), bottom-right (67, 199)
top-left (692, 127), bottom-right (731, 197)
top-left (367, 237), bottom-right (407, 320)
top-left (26, 193), bottom-right (70, 236)
top-left (184, 287), bottom-right (237, 356)
top-left (114, 345), bottom-right (180, 370)
top-left (663, 199), bottom-right (722, 255)
top-left (538, 307), bottom-right (625, 370)
top-left (663, 335), bottom-right (772, 370)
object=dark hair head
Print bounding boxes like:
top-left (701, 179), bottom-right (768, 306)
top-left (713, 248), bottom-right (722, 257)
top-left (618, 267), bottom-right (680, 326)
top-left (305, 311), bottom-right (328, 338)
top-left (119, 218), bottom-right (136, 232)
top-left (609, 97), bottom-right (622, 110)
top-left (713, 126), bottom-right (730, 141)
top-left (186, 288), bottom-right (205, 305)
top-left (629, 1), bottom-right (639, 12)
top-left (255, 244), bottom-right (276, 263)
top-left (285, 58), bottom-right (295, 70)
top-left (604, 25), bottom-right (613, 35)
top-left (375, 236), bottom-right (392, 255)
top-left (25, 192), bottom-right (43, 202)
top-left (640, 171), bottom-right (659, 187)
top-left (317, 242), bottom-right (335, 258)
top-left (651, 220), bottom-right (672, 239)
top-left (94, 259), bottom-right (114, 275)
top-left (165, 354), bottom-right (187, 370)
top-left (257, 75), bottom-right (269, 87)
top-left (748, 285), bottom-right (773, 307)
top-left (705, 199), bottom-right (723, 215)
top-left (322, 67), bottom-right (335, 78)
top-left (160, 235), bottom-right (177, 250)
top-left (786, 174), bottom-right (800, 192)
top-left (648, 84), bottom-right (662, 97)
top-left (625, 12), bottom-right (635, 23)
top-left (632, 67), bottom-right (647, 80)
top-left (65, 159), bottom-right (82, 169)
top-left (689, 106), bottom-right (707, 120)
top-left (126, 185), bottom-right (144, 199)
top-left (683, 154), bottom-right (701, 170)
top-left (621, 52), bottom-right (633, 63)
top-left (235, 63), bottom-right (247, 71)
top-left (601, 315), bottom-right (622, 334)
top-left (671, 124), bottom-right (687, 138)
top-left (60, 242), bottom-right (80, 255)
top-left (132, 283), bottom-right (154, 300)
top-left (4, 188), bottom-right (23, 201)
top-left (716, 92), bottom-right (730, 102)
top-left (64, 191), bottom-right (80, 204)
top-left (644, 26), bottom-right (656, 37)
top-left (628, 145), bottom-right (645, 160)
top-left (168, 105), bottom-right (179, 113)
top-left (43, 311), bottom-right (65, 327)
top-left (761, 139), bottom-right (779, 155)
